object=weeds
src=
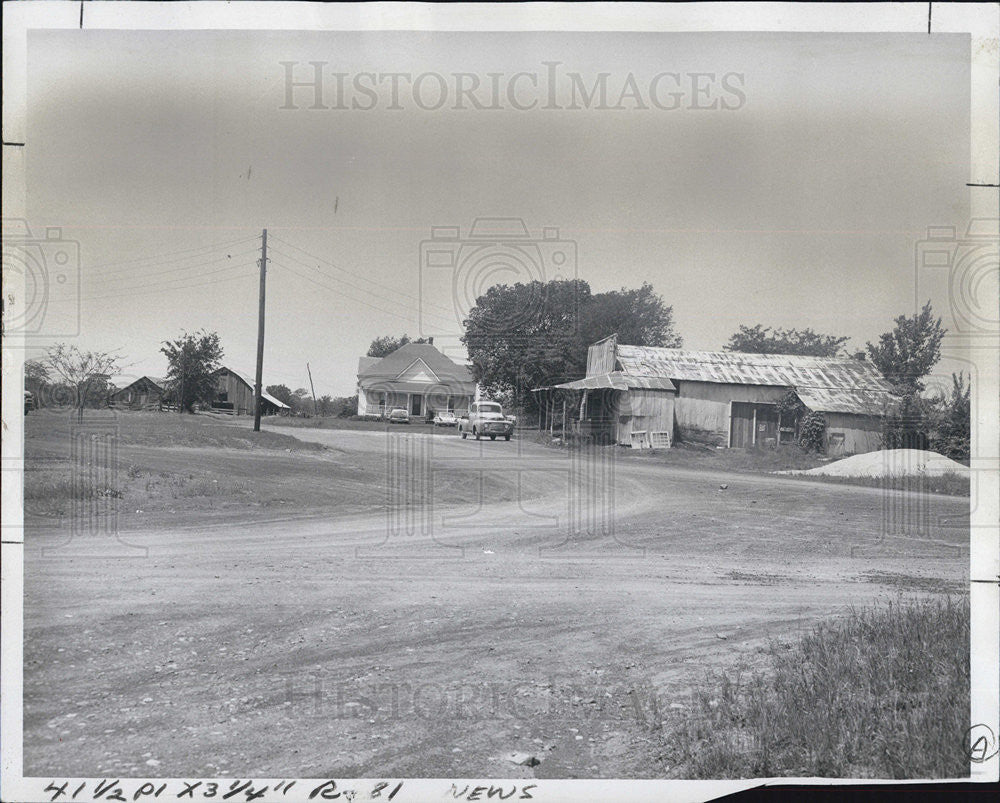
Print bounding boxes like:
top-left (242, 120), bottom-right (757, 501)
top-left (664, 596), bottom-right (970, 778)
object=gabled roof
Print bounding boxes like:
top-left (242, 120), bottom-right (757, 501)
top-left (612, 346), bottom-right (894, 415)
top-left (214, 367), bottom-right (291, 409)
top-left (358, 342), bottom-right (475, 387)
top-left (117, 375), bottom-right (170, 392)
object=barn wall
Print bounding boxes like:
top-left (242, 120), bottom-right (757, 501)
top-left (674, 381), bottom-right (786, 445)
top-left (216, 371), bottom-right (255, 415)
top-left (823, 412), bottom-right (883, 456)
top-left (586, 337), bottom-right (617, 376)
top-left (619, 389), bottom-right (675, 448)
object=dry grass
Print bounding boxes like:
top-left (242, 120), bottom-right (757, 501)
top-left (664, 596), bottom-right (970, 778)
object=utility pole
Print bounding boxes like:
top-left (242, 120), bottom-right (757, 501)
top-left (306, 362), bottom-right (318, 417)
top-left (253, 228), bottom-right (267, 432)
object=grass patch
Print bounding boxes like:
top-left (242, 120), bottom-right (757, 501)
top-left (664, 596), bottom-right (970, 778)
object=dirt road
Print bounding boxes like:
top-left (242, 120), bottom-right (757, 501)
top-left (22, 424), bottom-right (968, 778)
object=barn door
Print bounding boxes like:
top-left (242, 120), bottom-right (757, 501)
top-left (730, 402), bottom-right (754, 448)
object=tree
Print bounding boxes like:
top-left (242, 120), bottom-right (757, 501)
top-left (929, 372), bottom-right (971, 462)
top-left (25, 359), bottom-right (50, 406)
top-left (462, 279), bottom-right (681, 413)
top-left (725, 324), bottom-right (849, 357)
top-left (160, 330), bottom-right (224, 413)
top-left (866, 301), bottom-right (946, 394)
top-left (580, 283), bottom-right (682, 349)
top-left (44, 344), bottom-right (123, 421)
top-left (367, 334), bottom-right (429, 358)
top-left (316, 394), bottom-right (335, 416)
top-left (266, 384), bottom-right (294, 406)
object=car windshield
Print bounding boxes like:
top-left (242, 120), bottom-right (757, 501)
top-left (478, 404), bottom-right (502, 413)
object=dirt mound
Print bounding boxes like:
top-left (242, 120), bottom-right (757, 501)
top-left (780, 449), bottom-right (969, 478)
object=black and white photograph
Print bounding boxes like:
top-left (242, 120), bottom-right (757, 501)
top-left (2, 3), bottom-right (998, 801)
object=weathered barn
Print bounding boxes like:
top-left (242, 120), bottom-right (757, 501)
top-left (211, 367), bottom-right (290, 416)
top-left (110, 376), bottom-right (170, 410)
top-left (357, 342), bottom-right (477, 420)
top-left (543, 335), bottom-right (895, 455)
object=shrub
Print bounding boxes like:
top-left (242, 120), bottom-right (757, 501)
top-left (798, 411), bottom-right (826, 452)
top-left (665, 596), bottom-right (970, 778)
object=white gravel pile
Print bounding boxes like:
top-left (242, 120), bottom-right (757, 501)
top-left (781, 448), bottom-right (969, 478)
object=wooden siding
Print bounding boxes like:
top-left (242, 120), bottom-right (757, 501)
top-left (824, 412), bottom-right (883, 456)
top-left (617, 389), bottom-right (674, 449)
top-left (213, 369), bottom-right (282, 416)
top-left (674, 381), bottom-right (786, 445)
top-left (586, 336), bottom-right (617, 376)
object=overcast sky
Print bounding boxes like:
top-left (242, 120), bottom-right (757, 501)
top-left (26, 30), bottom-right (970, 396)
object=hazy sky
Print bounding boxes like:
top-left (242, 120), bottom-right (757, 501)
top-left (26, 30), bottom-right (970, 396)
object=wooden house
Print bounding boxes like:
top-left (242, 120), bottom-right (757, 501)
top-left (110, 376), bottom-right (170, 410)
top-left (357, 342), bottom-right (477, 420)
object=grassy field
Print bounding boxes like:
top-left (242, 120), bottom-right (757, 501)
top-left (663, 595), bottom-right (970, 778)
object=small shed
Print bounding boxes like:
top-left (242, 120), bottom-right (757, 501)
top-left (211, 367), bottom-right (290, 416)
top-left (537, 372), bottom-right (677, 449)
top-left (110, 376), bottom-right (170, 410)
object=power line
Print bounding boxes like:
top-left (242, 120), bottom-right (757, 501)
top-left (46, 264), bottom-right (258, 304)
top-left (268, 255), bottom-right (458, 329)
top-left (82, 235), bottom-right (258, 274)
top-left (268, 234), bottom-right (458, 317)
top-left (268, 247), bottom-right (460, 330)
top-left (85, 244), bottom-right (262, 281)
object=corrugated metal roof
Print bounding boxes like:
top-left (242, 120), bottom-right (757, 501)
top-left (612, 346), bottom-right (894, 415)
top-left (549, 372), bottom-right (676, 392)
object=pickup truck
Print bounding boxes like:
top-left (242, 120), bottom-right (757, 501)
top-left (459, 400), bottom-right (514, 441)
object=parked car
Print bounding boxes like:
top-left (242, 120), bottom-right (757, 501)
top-left (459, 400), bottom-right (514, 441)
top-left (387, 408), bottom-right (410, 424)
top-left (433, 410), bottom-right (458, 427)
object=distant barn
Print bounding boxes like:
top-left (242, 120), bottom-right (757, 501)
top-left (211, 367), bottom-right (290, 416)
top-left (110, 376), bottom-right (170, 410)
top-left (539, 334), bottom-right (895, 455)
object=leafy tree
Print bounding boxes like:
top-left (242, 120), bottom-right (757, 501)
top-left (462, 279), bottom-right (681, 412)
top-left (880, 392), bottom-right (931, 451)
top-left (367, 334), bottom-right (429, 358)
top-left (25, 359), bottom-right (50, 406)
top-left (317, 394), bottom-right (335, 416)
top-left (266, 384), bottom-right (294, 406)
top-left (581, 283), bottom-right (682, 349)
top-left (44, 344), bottom-right (123, 421)
top-left (866, 302), bottom-right (946, 394)
top-left (725, 324), bottom-right (849, 357)
top-left (929, 373), bottom-right (971, 462)
top-left (160, 330), bottom-right (224, 413)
